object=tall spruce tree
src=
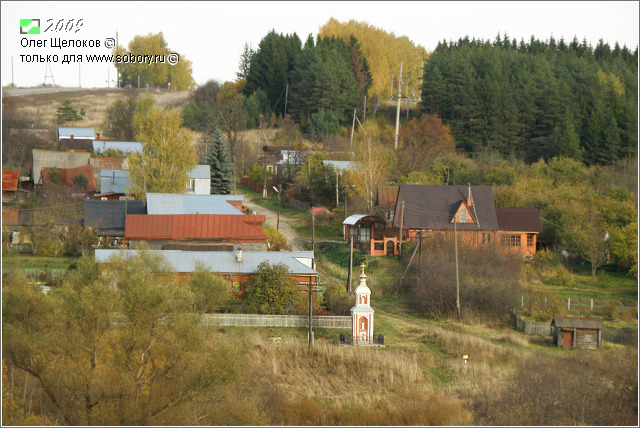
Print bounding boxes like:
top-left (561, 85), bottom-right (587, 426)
top-left (207, 131), bottom-right (233, 195)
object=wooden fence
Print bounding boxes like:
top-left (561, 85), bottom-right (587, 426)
top-left (202, 314), bottom-right (350, 329)
top-left (512, 311), bottom-right (552, 336)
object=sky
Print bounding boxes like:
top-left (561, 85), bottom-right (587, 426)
top-left (2, 1), bottom-right (638, 88)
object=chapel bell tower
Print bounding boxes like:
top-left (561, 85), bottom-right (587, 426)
top-left (350, 263), bottom-right (374, 345)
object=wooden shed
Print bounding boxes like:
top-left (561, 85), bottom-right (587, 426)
top-left (551, 316), bottom-right (604, 349)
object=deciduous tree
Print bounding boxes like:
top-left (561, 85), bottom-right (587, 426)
top-left (127, 107), bottom-right (196, 199)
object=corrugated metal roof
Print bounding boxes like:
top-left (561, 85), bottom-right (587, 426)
top-left (90, 157), bottom-right (123, 170)
top-left (188, 165), bottom-right (210, 179)
top-left (343, 214), bottom-right (385, 225)
top-left (395, 185), bottom-right (499, 231)
top-left (495, 207), bottom-right (543, 233)
top-left (100, 169), bottom-right (131, 194)
top-left (2, 171), bottom-right (19, 191)
top-left (84, 199), bottom-right (146, 229)
top-left (32, 150), bottom-right (91, 184)
top-left (2, 210), bottom-right (19, 225)
top-left (552, 316), bottom-right (604, 330)
top-left (95, 249), bottom-right (318, 275)
top-left (58, 127), bottom-right (95, 139)
top-left (322, 160), bottom-right (356, 171)
top-left (146, 193), bottom-right (244, 215)
top-left (92, 141), bottom-right (143, 154)
top-left (42, 164), bottom-right (97, 191)
top-left (377, 185), bottom-right (399, 209)
top-left (125, 214), bottom-right (267, 242)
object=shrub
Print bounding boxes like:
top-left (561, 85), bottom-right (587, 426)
top-left (189, 262), bottom-right (234, 313)
top-left (408, 241), bottom-right (523, 320)
top-left (602, 302), bottom-right (617, 320)
top-left (322, 283), bottom-right (352, 315)
top-left (264, 226), bottom-right (290, 251)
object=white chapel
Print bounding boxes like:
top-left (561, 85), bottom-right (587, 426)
top-left (350, 263), bottom-right (375, 345)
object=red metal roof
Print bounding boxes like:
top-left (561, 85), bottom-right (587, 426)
top-left (90, 157), bottom-right (123, 170)
top-left (2, 171), bottom-right (19, 192)
top-left (2, 210), bottom-right (19, 226)
top-left (125, 214), bottom-right (267, 242)
top-left (41, 164), bottom-right (97, 192)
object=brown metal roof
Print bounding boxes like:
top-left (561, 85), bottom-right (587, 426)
top-left (551, 316), bottom-right (604, 330)
top-left (377, 185), bottom-right (399, 209)
top-left (2, 171), bottom-right (19, 192)
top-left (2, 210), bottom-right (19, 226)
top-left (496, 207), bottom-right (543, 233)
top-left (394, 185), bottom-right (499, 231)
top-left (90, 157), bottom-right (123, 170)
top-left (125, 214), bottom-right (267, 242)
top-left (42, 164), bottom-right (97, 192)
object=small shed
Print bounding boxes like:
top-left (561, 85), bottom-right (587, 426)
top-left (551, 316), bottom-right (604, 349)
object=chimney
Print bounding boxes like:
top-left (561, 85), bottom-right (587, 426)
top-left (70, 134), bottom-right (74, 144)
top-left (467, 183), bottom-right (473, 206)
top-left (236, 249), bottom-right (242, 262)
top-left (96, 132), bottom-right (101, 140)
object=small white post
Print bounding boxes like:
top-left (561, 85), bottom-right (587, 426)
top-left (590, 299), bottom-right (594, 311)
top-left (568, 298), bottom-right (571, 311)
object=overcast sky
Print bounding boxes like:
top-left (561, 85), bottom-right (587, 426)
top-left (2, 1), bottom-right (638, 88)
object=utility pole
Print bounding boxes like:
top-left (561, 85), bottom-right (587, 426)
top-left (397, 200), bottom-right (404, 260)
top-left (347, 235), bottom-right (354, 293)
top-left (273, 185), bottom-right (281, 230)
top-left (11, 56), bottom-right (14, 87)
top-left (418, 230), bottom-right (422, 285)
top-left (308, 276), bottom-right (314, 348)
top-left (454, 219), bottom-right (460, 317)
top-left (394, 62), bottom-right (403, 150)
top-left (336, 170), bottom-right (340, 208)
top-left (284, 83), bottom-right (288, 116)
top-left (363, 95), bottom-right (367, 122)
top-left (311, 207), bottom-right (315, 256)
top-left (349, 108), bottom-right (356, 148)
top-left (376, 73), bottom-right (381, 115)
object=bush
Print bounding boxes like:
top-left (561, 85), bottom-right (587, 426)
top-left (189, 262), bottom-right (234, 313)
top-left (522, 287), bottom-right (565, 321)
top-left (264, 226), bottom-right (290, 251)
top-left (602, 302), bottom-right (617, 320)
top-left (322, 283), bottom-right (352, 315)
top-left (408, 241), bottom-right (523, 320)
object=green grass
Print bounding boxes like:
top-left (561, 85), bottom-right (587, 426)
top-left (2, 254), bottom-right (79, 272)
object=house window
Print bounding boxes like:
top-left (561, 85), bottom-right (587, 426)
top-left (527, 234), bottom-right (535, 247)
top-left (459, 208), bottom-right (467, 223)
top-left (482, 233), bottom-right (492, 244)
top-left (186, 178), bottom-right (195, 190)
top-left (501, 234), bottom-right (521, 247)
top-left (350, 224), bottom-right (371, 244)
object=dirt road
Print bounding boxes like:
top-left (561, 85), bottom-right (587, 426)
top-left (244, 200), bottom-right (306, 251)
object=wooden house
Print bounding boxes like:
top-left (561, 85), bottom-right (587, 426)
top-left (552, 316), bottom-right (604, 349)
top-left (94, 249), bottom-right (318, 300)
top-left (343, 214), bottom-right (398, 256)
top-left (125, 214), bottom-right (268, 251)
top-left (83, 199), bottom-right (147, 245)
top-left (392, 184), bottom-right (542, 256)
top-left (58, 127), bottom-right (95, 151)
top-left (496, 207), bottom-right (543, 256)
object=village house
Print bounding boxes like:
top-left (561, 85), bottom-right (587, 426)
top-left (41, 164), bottom-right (97, 192)
top-left (31, 149), bottom-right (90, 185)
top-left (185, 165), bottom-right (211, 195)
top-left (145, 193), bottom-right (245, 215)
top-left (94, 249), bottom-right (318, 299)
top-left (98, 169), bottom-right (131, 200)
top-left (344, 184), bottom-right (542, 257)
top-left (2, 170), bottom-right (19, 199)
top-left (58, 127), bottom-right (95, 151)
top-left (125, 214), bottom-right (268, 251)
top-left (83, 199), bottom-right (147, 246)
top-left (89, 157), bottom-right (123, 194)
top-left (91, 140), bottom-right (143, 156)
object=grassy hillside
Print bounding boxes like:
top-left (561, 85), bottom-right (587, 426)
top-left (7, 88), bottom-right (191, 131)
